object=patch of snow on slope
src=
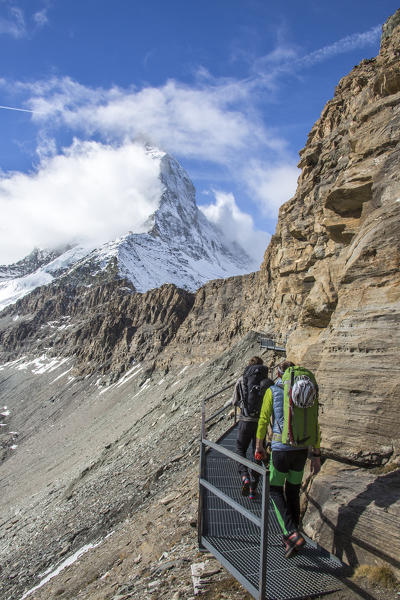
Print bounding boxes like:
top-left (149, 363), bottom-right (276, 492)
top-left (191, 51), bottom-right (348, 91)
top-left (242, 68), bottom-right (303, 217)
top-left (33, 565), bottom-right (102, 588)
top-left (132, 377), bottom-right (151, 397)
top-left (0, 271), bottom-right (53, 311)
top-left (19, 541), bottom-right (103, 600)
top-left (98, 363), bottom-right (143, 395)
top-left (0, 357), bottom-right (27, 370)
top-left (50, 367), bottom-right (73, 384)
top-left (15, 355), bottom-right (71, 375)
top-left (116, 363), bottom-right (143, 387)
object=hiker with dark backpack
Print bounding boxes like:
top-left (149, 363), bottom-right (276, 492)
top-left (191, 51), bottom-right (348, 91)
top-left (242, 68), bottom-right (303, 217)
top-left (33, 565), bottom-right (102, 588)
top-left (232, 356), bottom-right (273, 499)
top-left (255, 361), bottom-right (321, 558)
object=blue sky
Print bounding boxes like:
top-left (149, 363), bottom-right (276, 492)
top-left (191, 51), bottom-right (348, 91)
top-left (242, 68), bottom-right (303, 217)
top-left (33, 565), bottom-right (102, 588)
top-left (0, 0), bottom-right (398, 264)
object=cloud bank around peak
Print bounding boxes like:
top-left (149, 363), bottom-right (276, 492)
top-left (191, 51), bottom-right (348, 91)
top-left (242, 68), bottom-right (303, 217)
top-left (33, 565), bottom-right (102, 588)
top-left (199, 191), bottom-right (270, 266)
top-left (0, 141), bottom-right (163, 264)
top-left (243, 160), bottom-right (300, 218)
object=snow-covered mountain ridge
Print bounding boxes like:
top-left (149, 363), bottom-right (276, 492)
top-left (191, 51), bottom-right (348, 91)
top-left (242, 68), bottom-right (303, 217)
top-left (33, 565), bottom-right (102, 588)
top-left (0, 149), bottom-right (258, 310)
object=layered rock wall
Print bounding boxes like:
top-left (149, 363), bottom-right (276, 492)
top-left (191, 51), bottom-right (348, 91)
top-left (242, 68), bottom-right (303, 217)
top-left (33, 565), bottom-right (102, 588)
top-left (271, 21), bottom-right (400, 466)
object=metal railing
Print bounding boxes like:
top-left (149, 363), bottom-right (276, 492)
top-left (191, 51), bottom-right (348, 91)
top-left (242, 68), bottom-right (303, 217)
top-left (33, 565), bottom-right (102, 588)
top-left (258, 336), bottom-right (286, 353)
top-left (197, 382), bottom-right (346, 600)
top-left (198, 383), bottom-right (270, 600)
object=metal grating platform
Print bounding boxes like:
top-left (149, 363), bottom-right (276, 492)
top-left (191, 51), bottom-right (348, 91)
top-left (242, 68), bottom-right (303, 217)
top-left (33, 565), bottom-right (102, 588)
top-left (200, 424), bottom-right (344, 600)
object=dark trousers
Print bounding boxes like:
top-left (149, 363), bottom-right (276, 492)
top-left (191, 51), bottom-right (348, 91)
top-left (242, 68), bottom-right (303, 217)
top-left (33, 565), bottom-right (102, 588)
top-left (236, 420), bottom-right (261, 488)
top-left (269, 448), bottom-right (308, 535)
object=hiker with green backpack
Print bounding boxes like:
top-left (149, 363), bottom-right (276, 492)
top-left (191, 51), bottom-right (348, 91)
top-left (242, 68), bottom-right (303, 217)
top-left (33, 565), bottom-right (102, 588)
top-left (255, 361), bottom-right (321, 558)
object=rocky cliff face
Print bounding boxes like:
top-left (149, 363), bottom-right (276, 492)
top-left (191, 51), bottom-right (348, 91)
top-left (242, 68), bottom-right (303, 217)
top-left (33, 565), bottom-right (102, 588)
top-left (262, 13), bottom-right (400, 467)
top-left (254, 9), bottom-right (400, 571)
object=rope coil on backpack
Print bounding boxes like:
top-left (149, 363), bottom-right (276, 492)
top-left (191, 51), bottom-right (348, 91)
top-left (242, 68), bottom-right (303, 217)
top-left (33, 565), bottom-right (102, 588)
top-left (291, 375), bottom-right (316, 408)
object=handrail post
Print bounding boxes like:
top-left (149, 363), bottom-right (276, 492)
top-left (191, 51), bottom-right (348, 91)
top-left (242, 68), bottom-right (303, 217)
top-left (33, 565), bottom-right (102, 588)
top-left (201, 396), bottom-right (206, 439)
top-left (198, 397), bottom-right (207, 549)
top-left (259, 465), bottom-right (269, 599)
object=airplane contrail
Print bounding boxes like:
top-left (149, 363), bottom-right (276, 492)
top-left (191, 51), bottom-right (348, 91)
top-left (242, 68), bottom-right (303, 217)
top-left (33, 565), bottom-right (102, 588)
top-left (0, 104), bottom-right (35, 113)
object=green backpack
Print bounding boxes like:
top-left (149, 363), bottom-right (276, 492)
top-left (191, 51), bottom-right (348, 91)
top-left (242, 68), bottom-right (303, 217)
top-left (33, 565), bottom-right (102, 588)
top-left (280, 366), bottom-right (320, 447)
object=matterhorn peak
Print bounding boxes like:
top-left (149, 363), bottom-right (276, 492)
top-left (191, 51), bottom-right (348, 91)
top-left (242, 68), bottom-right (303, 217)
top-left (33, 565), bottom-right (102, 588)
top-left (0, 149), bottom-right (258, 310)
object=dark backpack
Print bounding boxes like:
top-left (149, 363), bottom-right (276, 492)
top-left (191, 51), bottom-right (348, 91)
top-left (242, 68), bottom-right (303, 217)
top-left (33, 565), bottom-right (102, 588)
top-left (241, 365), bottom-right (272, 418)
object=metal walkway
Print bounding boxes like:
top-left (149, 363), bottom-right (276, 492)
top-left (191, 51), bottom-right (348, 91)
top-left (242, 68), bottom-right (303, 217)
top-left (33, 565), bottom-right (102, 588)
top-left (198, 394), bottom-right (344, 600)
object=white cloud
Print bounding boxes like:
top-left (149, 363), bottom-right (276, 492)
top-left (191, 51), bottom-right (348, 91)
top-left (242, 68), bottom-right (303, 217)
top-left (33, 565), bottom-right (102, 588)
top-left (14, 76), bottom-right (278, 164)
top-left (33, 8), bottom-right (48, 28)
top-left (243, 161), bottom-right (300, 218)
top-left (0, 5), bottom-right (25, 38)
top-left (0, 141), bottom-right (163, 264)
top-left (199, 191), bottom-right (269, 266)
top-left (298, 26), bottom-right (381, 68)
top-left (253, 24), bottom-right (381, 86)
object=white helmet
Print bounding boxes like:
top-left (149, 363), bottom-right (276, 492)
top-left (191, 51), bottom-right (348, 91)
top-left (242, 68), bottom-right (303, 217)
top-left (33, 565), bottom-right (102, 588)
top-left (291, 376), bottom-right (316, 408)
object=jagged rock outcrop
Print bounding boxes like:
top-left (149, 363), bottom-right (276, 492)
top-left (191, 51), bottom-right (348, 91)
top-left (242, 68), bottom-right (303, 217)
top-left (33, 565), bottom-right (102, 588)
top-left (0, 280), bottom-right (195, 377)
top-left (269, 14), bottom-right (400, 467)
top-left (158, 273), bottom-right (258, 367)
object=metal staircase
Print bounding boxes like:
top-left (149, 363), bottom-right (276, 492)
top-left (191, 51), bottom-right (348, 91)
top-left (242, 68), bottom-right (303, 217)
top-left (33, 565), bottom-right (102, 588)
top-left (198, 386), bottom-right (344, 600)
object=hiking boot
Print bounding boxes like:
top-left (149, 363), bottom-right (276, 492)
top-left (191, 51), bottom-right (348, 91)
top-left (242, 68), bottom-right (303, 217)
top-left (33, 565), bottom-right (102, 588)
top-left (284, 531), bottom-right (305, 558)
top-left (241, 477), bottom-right (250, 496)
top-left (249, 487), bottom-right (257, 500)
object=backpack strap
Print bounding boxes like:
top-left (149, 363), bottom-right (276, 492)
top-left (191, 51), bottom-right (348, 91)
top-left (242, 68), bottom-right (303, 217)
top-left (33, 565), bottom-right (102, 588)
top-left (271, 381), bottom-right (284, 440)
top-left (239, 377), bottom-right (250, 417)
top-left (288, 367), bottom-right (295, 444)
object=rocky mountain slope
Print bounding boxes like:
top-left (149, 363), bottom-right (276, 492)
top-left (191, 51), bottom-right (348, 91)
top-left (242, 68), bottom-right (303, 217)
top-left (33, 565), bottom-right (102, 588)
top-left (1, 9), bottom-right (400, 600)
top-left (0, 149), bottom-right (255, 311)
